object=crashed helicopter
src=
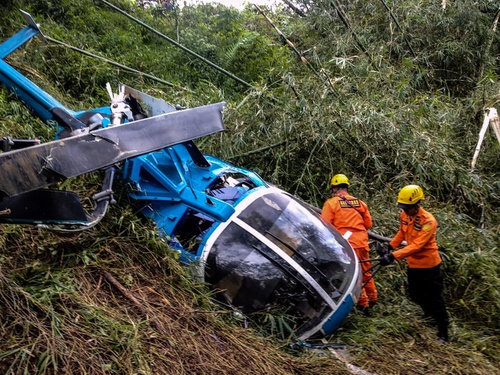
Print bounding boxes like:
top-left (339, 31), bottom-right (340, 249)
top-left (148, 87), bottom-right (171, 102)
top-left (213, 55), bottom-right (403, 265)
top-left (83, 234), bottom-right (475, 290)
top-left (0, 11), bottom-right (363, 341)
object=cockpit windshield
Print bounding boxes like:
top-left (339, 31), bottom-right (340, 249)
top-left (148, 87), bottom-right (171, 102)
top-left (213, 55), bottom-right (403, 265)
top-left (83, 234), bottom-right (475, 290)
top-left (204, 190), bottom-right (358, 338)
top-left (238, 192), bottom-right (353, 295)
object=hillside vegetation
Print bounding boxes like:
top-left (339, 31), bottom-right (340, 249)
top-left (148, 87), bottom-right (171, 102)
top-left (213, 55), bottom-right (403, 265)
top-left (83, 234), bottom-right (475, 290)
top-left (0, 0), bottom-right (499, 374)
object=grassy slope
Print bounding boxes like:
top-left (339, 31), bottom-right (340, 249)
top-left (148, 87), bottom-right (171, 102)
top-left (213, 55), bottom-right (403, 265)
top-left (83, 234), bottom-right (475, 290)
top-left (1, 208), bottom-right (498, 374)
top-left (0, 209), bottom-right (351, 375)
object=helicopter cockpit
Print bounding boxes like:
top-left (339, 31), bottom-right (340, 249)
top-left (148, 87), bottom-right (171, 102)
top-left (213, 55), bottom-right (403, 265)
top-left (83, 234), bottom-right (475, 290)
top-left (206, 172), bottom-right (257, 204)
top-left (200, 187), bottom-right (361, 339)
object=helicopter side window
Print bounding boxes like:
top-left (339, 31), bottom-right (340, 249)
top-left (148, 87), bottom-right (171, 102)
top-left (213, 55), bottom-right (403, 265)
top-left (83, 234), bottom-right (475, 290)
top-left (173, 209), bottom-right (215, 254)
top-left (206, 173), bottom-right (257, 204)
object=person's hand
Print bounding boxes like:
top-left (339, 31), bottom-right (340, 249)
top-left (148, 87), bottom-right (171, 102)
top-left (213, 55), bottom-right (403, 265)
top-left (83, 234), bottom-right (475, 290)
top-left (379, 253), bottom-right (395, 266)
top-left (376, 242), bottom-right (392, 256)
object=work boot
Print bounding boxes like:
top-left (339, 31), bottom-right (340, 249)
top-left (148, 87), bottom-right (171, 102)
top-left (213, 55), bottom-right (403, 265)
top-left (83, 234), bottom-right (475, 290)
top-left (437, 330), bottom-right (449, 343)
top-left (437, 320), bottom-right (449, 342)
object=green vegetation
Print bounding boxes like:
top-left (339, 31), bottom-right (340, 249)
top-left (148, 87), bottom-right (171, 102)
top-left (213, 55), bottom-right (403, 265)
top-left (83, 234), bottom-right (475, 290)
top-left (1, 0), bottom-right (499, 373)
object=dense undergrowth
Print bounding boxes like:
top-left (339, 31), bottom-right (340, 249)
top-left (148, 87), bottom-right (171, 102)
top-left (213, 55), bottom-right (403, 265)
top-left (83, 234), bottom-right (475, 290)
top-left (1, 0), bottom-right (499, 374)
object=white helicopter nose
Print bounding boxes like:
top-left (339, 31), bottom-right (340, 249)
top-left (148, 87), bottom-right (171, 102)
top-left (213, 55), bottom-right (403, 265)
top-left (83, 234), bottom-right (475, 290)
top-left (201, 188), bottom-right (361, 340)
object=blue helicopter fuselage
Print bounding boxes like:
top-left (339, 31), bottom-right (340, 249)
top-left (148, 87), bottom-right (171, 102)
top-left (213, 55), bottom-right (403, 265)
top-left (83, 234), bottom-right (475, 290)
top-left (0, 11), bottom-right (362, 340)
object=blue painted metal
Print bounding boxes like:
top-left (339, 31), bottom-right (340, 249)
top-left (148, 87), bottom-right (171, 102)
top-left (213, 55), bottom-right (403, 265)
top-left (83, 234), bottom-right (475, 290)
top-left (122, 148), bottom-right (268, 262)
top-left (319, 294), bottom-right (355, 337)
top-left (0, 12), bottom-right (75, 124)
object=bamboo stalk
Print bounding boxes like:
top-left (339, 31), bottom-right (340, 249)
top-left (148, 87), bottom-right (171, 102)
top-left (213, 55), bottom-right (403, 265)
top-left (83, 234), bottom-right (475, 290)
top-left (378, 0), bottom-right (430, 90)
top-left (99, 0), bottom-right (254, 89)
top-left (282, 0), bottom-right (306, 17)
top-left (254, 4), bottom-right (339, 97)
top-left (45, 36), bottom-right (193, 92)
top-left (490, 112), bottom-right (500, 143)
top-left (471, 108), bottom-right (497, 170)
top-left (229, 140), bottom-right (288, 159)
top-left (328, 0), bottom-right (371, 60)
top-left (479, 7), bottom-right (500, 78)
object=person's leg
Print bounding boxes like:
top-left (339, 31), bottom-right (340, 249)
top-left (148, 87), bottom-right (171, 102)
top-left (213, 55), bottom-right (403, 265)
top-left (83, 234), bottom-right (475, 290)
top-left (425, 265), bottom-right (449, 341)
top-left (408, 266), bottom-right (449, 341)
top-left (354, 248), bottom-right (370, 309)
top-left (357, 289), bottom-right (370, 308)
top-left (407, 268), bottom-right (427, 310)
top-left (356, 247), bottom-right (378, 305)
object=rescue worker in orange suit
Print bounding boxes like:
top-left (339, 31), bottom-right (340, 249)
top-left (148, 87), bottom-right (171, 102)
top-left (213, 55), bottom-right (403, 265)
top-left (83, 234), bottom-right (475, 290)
top-left (321, 174), bottom-right (376, 314)
top-left (379, 185), bottom-right (449, 342)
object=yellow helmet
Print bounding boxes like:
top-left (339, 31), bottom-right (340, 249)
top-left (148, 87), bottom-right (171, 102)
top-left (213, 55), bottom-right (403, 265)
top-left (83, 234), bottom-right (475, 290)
top-left (330, 174), bottom-right (350, 187)
top-left (397, 185), bottom-right (424, 207)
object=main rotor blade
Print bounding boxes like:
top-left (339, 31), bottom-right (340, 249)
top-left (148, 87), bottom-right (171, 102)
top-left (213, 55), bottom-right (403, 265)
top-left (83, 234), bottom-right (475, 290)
top-left (0, 102), bottom-right (225, 197)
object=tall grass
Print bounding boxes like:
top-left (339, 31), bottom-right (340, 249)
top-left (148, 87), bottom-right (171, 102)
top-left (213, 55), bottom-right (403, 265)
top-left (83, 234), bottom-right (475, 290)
top-left (0, 210), bottom-right (351, 374)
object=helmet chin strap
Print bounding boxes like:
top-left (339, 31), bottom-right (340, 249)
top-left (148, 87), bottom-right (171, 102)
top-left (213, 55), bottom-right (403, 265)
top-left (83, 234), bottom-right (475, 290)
top-left (333, 186), bottom-right (347, 194)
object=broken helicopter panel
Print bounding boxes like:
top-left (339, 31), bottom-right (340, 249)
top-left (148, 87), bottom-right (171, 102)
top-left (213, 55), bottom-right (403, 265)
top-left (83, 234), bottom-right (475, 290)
top-left (0, 11), bottom-right (362, 340)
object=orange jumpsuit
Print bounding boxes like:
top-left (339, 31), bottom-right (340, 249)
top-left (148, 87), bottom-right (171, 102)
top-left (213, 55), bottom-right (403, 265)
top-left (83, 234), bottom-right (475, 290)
top-left (322, 193), bottom-right (376, 308)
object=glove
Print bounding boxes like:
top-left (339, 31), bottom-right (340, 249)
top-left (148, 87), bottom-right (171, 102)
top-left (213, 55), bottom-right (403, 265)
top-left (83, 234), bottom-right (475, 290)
top-left (379, 253), bottom-right (395, 266)
top-left (376, 242), bottom-right (392, 256)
